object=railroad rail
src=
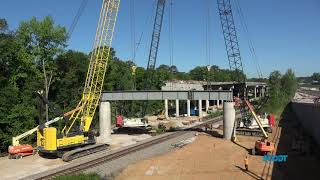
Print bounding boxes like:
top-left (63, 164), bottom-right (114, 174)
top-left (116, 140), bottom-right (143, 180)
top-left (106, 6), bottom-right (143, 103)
top-left (28, 131), bottom-right (191, 180)
top-left (26, 113), bottom-right (246, 179)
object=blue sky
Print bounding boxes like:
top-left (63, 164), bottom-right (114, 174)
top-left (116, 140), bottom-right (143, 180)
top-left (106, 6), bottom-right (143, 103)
top-left (1, 0), bottom-right (320, 77)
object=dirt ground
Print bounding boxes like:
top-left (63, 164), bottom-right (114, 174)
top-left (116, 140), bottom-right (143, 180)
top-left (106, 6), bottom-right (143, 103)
top-left (0, 133), bottom-right (151, 180)
top-left (116, 106), bottom-right (320, 180)
top-left (0, 153), bottom-right (64, 179)
top-left (116, 131), bottom-right (273, 180)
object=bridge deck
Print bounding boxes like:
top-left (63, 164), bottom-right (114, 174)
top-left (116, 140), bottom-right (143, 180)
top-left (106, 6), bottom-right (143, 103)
top-left (102, 90), bottom-right (233, 101)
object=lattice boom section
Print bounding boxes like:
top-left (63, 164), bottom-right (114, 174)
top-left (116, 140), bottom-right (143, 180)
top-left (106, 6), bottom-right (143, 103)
top-left (64, 0), bottom-right (120, 135)
top-left (217, 0), bottom-right (243, 74)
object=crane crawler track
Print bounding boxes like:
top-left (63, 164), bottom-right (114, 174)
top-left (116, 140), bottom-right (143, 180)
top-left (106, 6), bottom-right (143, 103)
top-left (31, 131), bottom-right (190, 180)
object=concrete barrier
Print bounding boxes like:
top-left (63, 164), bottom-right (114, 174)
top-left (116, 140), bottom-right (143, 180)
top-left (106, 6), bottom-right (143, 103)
top-left (291, 102), bottom-right (320, 145)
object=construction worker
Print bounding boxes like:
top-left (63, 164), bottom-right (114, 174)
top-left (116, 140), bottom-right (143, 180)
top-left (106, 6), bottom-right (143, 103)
top-left (244, 155), bottom-right (249, 171)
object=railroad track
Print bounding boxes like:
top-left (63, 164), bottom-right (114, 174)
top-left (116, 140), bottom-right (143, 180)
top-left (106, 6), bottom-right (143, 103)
top-left (30, 131), bottom-right (190, 180)
top-left (27, 114), bottom-right (240, 179)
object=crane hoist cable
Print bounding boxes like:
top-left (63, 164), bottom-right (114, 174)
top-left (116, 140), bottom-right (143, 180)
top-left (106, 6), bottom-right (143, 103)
top-left (217, 0), bottom-right (271, 134)
top-left (205, 0), bottom-right (213, 67)
top-left (130, 0), bottom-right (136, 62)
top-left (131, 0), bottom-right (157, 90)
top-left (62, 0), bottom-right (120, 135)
top-left (232, 0), bottom-right (263, 79)
top-left (169, 0), bottom-right (174, 69)
top-left (130, 0), bottom-right (137, 90)
top-left (168, 0), bottom-right (174, 90)
top-left (217, 0), bottom-right (252, 126)
top-left (205, 0), bottom-right (214, 87)
top-left (68, 0), bottom-right (89, 39)
top-left (217, 0), bottom-right (246, 89)
top-left (141, 0), bottom-right (166, 117)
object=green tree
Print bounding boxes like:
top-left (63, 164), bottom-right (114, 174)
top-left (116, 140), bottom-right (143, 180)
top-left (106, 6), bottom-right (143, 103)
top-left (281, 69), bottom-right (298, 101)
top-left (263, 69), bottom-right (298, 116)
top-left (16, 16), bottom-right (67, 122)
top-left (189, 66), bottom-right (208, 81)
top-left (51, 50), bottom-right (89, 111)
top-left (0, 18), bottom-right (41, 151)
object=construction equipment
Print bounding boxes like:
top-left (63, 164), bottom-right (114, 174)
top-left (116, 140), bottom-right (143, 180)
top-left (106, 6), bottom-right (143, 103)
top-left (36, 0), bottom-right (120, 161)
top-left (121, 0), bottom-right (166, 128)
top-left (141, 0), bottom-right (166, 114)
top-left (8, 145), bottom-right (35, 159)
top-left (217, 0), bottom-right (274, 154)
top-left (245, 100), bottom-right (274, 155)
top-left (8, 99), bottom-right (80, 159)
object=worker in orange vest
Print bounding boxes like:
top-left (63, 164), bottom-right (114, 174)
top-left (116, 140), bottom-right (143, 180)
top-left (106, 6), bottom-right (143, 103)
top-left (244, 155), bottom-right (249, 171)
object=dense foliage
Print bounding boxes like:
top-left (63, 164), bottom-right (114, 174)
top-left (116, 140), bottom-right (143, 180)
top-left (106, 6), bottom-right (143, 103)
top-left (262, 69), bottom-right (298, 117)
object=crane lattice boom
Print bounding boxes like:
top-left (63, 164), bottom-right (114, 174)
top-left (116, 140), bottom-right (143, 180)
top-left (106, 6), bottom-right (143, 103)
top-left (63, 0), bottom-right (120, 135)
top-left (217, 0), bottom-right (244, 84)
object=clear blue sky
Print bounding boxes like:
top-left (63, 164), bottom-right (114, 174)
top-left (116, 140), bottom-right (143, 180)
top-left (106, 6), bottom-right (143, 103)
top-left (1, 0), bottom-right (320, 77)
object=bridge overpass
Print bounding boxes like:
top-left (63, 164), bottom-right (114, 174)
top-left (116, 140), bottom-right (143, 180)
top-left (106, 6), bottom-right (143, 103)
top-left (102, 90), bottom-right (232, 119)
top-left (161, 81), bottom-right (268, 99)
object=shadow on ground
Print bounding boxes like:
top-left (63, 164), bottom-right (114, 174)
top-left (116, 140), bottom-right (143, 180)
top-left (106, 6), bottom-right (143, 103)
top-left (235, 165), bottom-right (262, 180)
top-left (270, 103), bottom-right (320, 180)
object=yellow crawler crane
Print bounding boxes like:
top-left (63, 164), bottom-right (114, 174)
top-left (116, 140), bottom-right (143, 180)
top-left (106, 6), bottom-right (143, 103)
top-left (37, 0), bottom-right (120, 161)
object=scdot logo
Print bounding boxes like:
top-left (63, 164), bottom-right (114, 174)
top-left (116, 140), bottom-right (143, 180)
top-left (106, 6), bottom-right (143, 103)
top-left (263, 155), bottom-right (288, 162)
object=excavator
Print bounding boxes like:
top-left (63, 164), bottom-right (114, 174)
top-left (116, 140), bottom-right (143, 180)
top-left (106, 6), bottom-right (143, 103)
top-left (9, 0), bottom-right (120, 161)
top-left (217, 0), bottom-right (274, 154)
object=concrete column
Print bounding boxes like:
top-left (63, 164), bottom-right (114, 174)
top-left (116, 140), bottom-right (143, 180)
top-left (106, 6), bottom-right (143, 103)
top-left (198, 99), bottom-right (203, 118)
top-left (262, 87), bottom-right (265, 97)
top-left (187, 99), bottom-right (191, 117)
top-left (97, 101), bottom-right (111, 144)
top-left (217, 100), bottom-right (220, 108)
top-left (223, 101), bottom-right (236, 140)
top-left (165, 99), bottom-right (169, 119)
top-left (206, 100), bottom-right (209, 113)
top-left (254, 87), bottom-right (257, 99)
top-left (175, 99), bottom-right (179, 117)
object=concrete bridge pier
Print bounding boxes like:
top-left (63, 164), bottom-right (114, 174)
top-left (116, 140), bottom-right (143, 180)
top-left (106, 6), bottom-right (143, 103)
top-left (217, 100), bottom-right (221, 108)
top-left (187, 100), bottom-right (191, 117)
top-left (176, 99), bottom-right (179, 117)
top-left (254, 86), bottom-right (257, 99)
top-left (165, 99), bottom-right (169, 119)
top-left (206, 100), bottom-right (209, 113)
top-left (97, 101), bottom-right (111, 144)
top-left (198, 99), bottom-right (203, 118)
top-left (223, 101), bottom-right (236, 140)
